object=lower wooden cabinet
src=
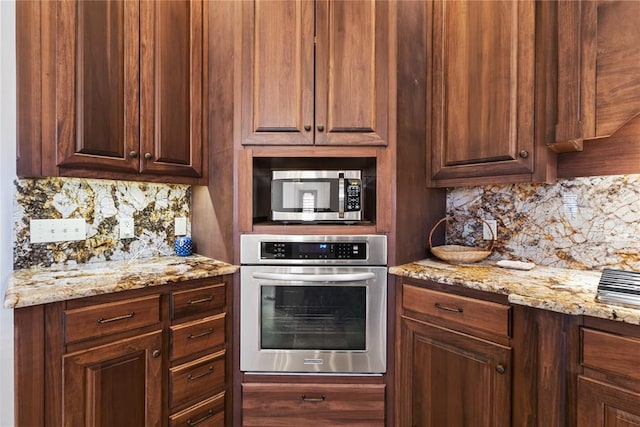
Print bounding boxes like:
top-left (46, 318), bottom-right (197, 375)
top-left (13, 276), bottom-right (232, 427)
top-left (578, 325), bottom-right (640, 427)
top-left (63, 330), bottom-right (163, 426)
top-left (577, 377), bottom-right (640, 427)
top-left (397, 317), bottom-right (511, 427)
top-left (241, 382), bottom-right (385, 426)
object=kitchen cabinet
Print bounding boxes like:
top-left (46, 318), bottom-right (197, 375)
top-left (16, 0), bottom-right (206, 183)
top-left (241, 382), bottom-right (385, 426)
top-left (425, 0), bottom-right (556, 187)
top-left (577, 325), bottom-right (640, 427)
top-left (555, 1), bottom-right (640, 152)
top-left (396, 283), bottom-right (512, 426)
top-left (239, 0), bottom-right (392, 146)
top-left (13, 277), bottom-right (232, 427)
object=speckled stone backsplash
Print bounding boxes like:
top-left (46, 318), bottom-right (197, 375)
top-left (446, 174), bottom-right (640, 271)
top-left (13, 177), bottom-right (191, 269)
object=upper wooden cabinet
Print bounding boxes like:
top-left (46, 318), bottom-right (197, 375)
top-left (555, 1), bottom-right (640, 151)
top-left (426, 0), bottom-right (555, 187)
top-left (17, 0), bottom-right (207, 183)
top-left (239, 0), bottom-right (392, 146)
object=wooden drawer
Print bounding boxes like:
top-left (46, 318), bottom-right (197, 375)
top-left (64, 295), bottom-right (161, 344)
top-left (402, 284), bottom-right (510, 338)
top-left (170, 350), bottom-right (226, 411)
top-left (169, 392), bottom-right (225, 427)
top-left (171, 313), bottom-right (225, 361)
top-left (582, 328), bottom-right (640, 381)
top-left (171, 283), bottom-right (226, 320)
top-left (242, 383), bottom-right (385, 426)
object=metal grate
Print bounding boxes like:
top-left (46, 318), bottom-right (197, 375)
top-left (596, 268), bottom-right (640, 308)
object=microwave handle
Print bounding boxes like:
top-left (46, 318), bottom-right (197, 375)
top-left (338, 175), bottom-right (345, 218)
top-left (252, 272), bottom-right (376, 283)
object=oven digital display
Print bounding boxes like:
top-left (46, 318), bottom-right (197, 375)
top-left (261, 242), bottom-right (367, 260)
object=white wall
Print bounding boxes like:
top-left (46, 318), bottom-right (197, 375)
top-left (0, 1), bottom-right (16, 425)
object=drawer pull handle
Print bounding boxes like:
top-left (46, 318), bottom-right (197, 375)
top-left (301, 394), bottom-right (326, 402)
top-left (187, 366), bottom-right (214, 381)
top-left (187, 409), bottom-right (213, 426)
top-left (435, 303), bottom-right (463, 313)
top-left (188, 296), bottom-right (214, 305)
top-left (97, 312), bottom-right (135, 324)
top-left (187, 328), bottom-right (214, 339)
top-left (496, 364), bottom-right (506, 374)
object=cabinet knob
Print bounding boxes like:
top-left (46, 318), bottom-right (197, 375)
top-left (144, 153), bottom-right (153, 160)
top-left (518, 150), bottom-right (529, 159)
top-left (152, 349), bottom-right (161, 358)
top-left (129, 151), bottom-right (138, 158)
top-left (496, 364), bottom-right (506, 374)
top-left (317, 124), bottom-right (325, 132)
top-left (303, 125), bottom-right (312, 132)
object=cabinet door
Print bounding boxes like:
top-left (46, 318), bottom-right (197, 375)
top-left (557, 1), bottom-right (640, 146)
top-left (427, 0), bottom-right (535, 185)
top-left (139, 0), bottom-right (204, 178)
top-left (63, 330), bottom-right (163, 427)
top-left (397, 317), bottom-right (511, 427)
top-left (577, 376), bottom-right (640, 427)
top-left (240, 0), bottom-right (315, 145)
top-left (314, 0), bottom-right (389, 146)
top-left (56, 0), bottom-right (140, 173)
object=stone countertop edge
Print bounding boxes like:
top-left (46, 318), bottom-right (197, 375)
top-left (389, 258), bottom-right (640, 326)
top-left (4, 254), bottom-right (239, 309)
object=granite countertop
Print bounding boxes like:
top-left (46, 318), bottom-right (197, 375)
top-left (389, 258), bottom-right (640, 325)
top-left (4, 254), bottom-right (239, 309)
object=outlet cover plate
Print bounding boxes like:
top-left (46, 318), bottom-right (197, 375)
top-left (175, 217), bottom-right (187, 236)
top-left (119, 217), bottom-right (135, 239)
top-left (30, 218), bottom-right (86, 244)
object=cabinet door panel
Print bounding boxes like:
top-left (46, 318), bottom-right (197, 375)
top-left (315, 0), bottom-right (388, 146)
top-left (241, 0), bottom-right (315, 145)
top-left (397, 317), bottom-right (511, 427)
top-left (578, 376), bottom-right (640, 427)
top-left (63, 330), bottom-right (163, 427)
top-left (140, 0), bottom-right (204, 177)
top-left (429, 0), bottom-right (535, 182)
top-left (56, 0), bottom-right (139, 173)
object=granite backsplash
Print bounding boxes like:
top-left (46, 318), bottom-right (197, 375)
top-left (13, 177), bottom-right (191, 269)
top-left (446, 174), bottom-right (640, 271)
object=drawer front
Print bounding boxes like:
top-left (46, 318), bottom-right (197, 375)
top-left (582, 328), bottom-right (640, 380)
top-left (170, 350), bottom-right (226, 411)
top-left (169, 392), bottom-right (225, 427)
top-left (65, 295), bottom-right (161, 343)
top-left (171, 313), bottom-right (225, 360)
top-left (242, 383), bottom-right (385, 426)
top-left (402, 284), bottom-right (510, 338)
top-left (171, 283), bottom-right (226, 320)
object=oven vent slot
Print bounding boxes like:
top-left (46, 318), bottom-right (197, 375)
top-left (596, 268), bottom-right (640, 308)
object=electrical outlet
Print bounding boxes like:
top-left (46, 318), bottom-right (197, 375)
top-left (119, 217), bottom-right (135, 239)
top-left (483, 219), bottom-right (497, 240)
top-left (175, 217), bottom-right (187, 236)
top-left (30, 218), bottom-right (86, 243)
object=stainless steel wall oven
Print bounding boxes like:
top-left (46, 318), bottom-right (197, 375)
top-left (240, 234), bottom-right (387, 374)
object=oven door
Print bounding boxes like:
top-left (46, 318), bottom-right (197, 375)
top-left (240, 265), bottom-right (386, 374)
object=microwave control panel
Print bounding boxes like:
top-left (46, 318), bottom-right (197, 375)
top-left (346, 180), bottom-right (361, 212)
top-left (261, 242), bottom-right (367, 260)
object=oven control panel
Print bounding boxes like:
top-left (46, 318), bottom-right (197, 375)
top-left (261, 242), bottom-right (367, 260)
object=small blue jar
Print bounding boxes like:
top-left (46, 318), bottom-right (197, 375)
top-left (175, 236), bottom-right (193, 256)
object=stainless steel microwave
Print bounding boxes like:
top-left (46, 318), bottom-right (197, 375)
top-left (270, 170), bottom-right (362, 222)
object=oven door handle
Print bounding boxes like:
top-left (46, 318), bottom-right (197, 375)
top-left (251, 272), bottom-right (376, 283)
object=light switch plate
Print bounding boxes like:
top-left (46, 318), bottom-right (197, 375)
top-left (175, 217), bottom-right (187, 236)
top-left (30, 218), bottom-right (86, 244)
